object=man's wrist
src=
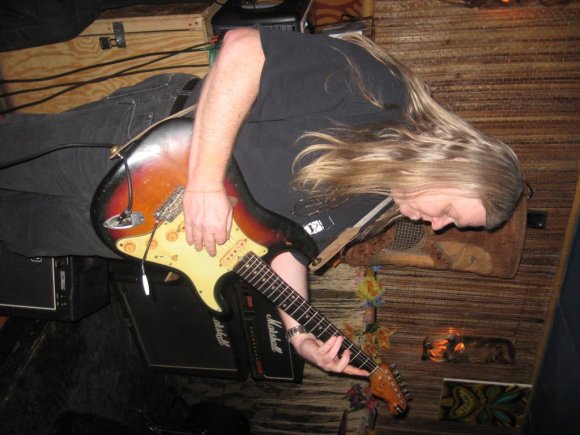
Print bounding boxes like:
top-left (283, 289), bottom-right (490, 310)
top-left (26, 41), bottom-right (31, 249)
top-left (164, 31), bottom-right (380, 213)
top-left (285, 325), bottom-right (307, 341)
top-left (184, 180), bottom-right (225, 193)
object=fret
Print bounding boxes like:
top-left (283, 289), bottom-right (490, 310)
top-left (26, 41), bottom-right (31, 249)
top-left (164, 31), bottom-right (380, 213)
top-left (287, 298), bottom-right (308, 318)
top-left (276, 291), bottom-right (295, 310)
top-left (282, 295), bottom-right (301, 314)
top-left (307, 316), bottom-right (326, 333)
top-left (294, 306), bottom-right (315, 323)
top-left (316, 324), bottom-right (334, 338)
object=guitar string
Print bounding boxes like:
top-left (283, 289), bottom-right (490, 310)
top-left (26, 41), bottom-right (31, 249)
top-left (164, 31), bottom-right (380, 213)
top-left (236, 253), bottom-right (381, 373)
top-left (243, 254), bottom-right (375, 370)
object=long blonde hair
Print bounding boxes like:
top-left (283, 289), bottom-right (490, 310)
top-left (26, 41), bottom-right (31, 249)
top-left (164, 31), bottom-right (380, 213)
top-left (292, 33), bottom-right (523, 230)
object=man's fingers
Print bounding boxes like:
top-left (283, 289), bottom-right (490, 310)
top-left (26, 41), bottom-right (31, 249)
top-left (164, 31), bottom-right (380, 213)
top-left (333, 350), bottom-right (351, 372)
top-left (330, 349), bottom-right (370, 377)
top-left (293, 333), bottom-right (370, 377)
top-left (330, 335), bottom-right (344, 356)
top-left (343, 365), bottom-right (371, 377)
top-left (185, 224), bottom-right (194, 245)
top-left (193, 236), bottom-right (204, 252)
top-left (203, 234), bottom-right (217, 257)
top-left (213, 227), bottom-right (229, 245)
top-left (319, 335), bottom-right (339, 353)
top-left (319, 335), bottom-right (343, 361)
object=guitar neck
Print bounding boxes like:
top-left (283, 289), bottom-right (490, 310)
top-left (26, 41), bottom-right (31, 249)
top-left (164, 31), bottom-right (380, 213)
top-left (234, 252), bottom-right (380, 374)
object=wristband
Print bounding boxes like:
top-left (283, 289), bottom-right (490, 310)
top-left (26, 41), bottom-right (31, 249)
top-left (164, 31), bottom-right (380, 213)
top-left (285, 325), bottom-right (307, 340)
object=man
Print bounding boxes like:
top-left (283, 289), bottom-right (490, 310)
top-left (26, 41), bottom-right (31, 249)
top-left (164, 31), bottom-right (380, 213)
top-left (181, 27), bottom-right (522, 374)
top-left (0, 26), bottom-right (522, 376)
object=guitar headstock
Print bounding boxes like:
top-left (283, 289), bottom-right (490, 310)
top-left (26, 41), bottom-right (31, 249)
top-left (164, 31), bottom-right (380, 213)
top-left (368, 362), bottom-right (411, 416)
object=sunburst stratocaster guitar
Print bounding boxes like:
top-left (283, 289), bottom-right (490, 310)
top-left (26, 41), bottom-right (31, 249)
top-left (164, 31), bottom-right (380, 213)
top-left (91, 118), bottom-right (411, 415)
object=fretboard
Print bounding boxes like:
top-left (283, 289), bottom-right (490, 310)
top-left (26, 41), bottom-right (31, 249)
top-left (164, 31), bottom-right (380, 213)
top-left (234, 252), bottom-right (379, 373)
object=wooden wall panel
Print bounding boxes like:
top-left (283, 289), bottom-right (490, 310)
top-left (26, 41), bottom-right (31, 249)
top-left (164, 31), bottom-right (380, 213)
top-left (0, 3), bottom-right (218, 114)
top-left (369, 1), bottom-right (580, 433)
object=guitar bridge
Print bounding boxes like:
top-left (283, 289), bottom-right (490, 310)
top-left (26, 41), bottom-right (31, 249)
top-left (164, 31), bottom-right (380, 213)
top-left (155, 186), bottom-right (185, 222)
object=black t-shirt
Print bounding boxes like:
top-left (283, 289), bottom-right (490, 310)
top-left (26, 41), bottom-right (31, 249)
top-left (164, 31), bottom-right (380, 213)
top-left (232, 28), bottom-right (407, 251)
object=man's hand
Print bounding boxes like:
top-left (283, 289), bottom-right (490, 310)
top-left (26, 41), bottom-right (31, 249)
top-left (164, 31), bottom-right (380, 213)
top-left (290, 333), bottom-right (370, 377)
top-left (183, 187), bottom-right (233, 256)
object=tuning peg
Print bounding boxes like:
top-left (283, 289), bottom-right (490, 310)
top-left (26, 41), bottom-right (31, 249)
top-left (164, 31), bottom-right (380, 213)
top-left (390, 362), bottom-right (397, 369)
top-left (398, 381), bottom-right (407, 388)
top-left (391, 368), bottom-right (400, 376)
top-left (405, 392), bottom-right (413, 400)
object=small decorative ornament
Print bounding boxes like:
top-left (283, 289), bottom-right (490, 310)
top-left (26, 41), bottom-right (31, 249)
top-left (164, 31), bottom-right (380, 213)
top-left (347, 267), bottom-right (396, 362)
top-left (343, 267), bottom-right (397, 419)
top-left (439, 378), bottom-right (532, 427)
top-left (345, 384), bottom-right (379, 411)
top-left (355, 266), bottom-right (386, 308)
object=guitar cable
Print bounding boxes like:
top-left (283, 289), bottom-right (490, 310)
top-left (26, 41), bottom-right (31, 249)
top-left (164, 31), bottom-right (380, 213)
top-left (1, 41), bottom-right (216, 115)
top-left (112, 155), bottom-right (135, 227)
top-left (0, 43), bottom-right (213, 85)
top-left (0, 143), bottom-right (113, 171)
top-left (140, 220), bottom-right (160, 297)
top-left (108, 152), bottom-right (157, 298)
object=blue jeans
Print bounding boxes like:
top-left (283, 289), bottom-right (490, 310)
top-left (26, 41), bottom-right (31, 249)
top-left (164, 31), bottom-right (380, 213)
top-left (0, 73), bottom-right (197, 257)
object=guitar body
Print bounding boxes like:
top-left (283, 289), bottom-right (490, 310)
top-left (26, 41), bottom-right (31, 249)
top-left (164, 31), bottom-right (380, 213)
top-left (91, 118), bottom-right (317, 314)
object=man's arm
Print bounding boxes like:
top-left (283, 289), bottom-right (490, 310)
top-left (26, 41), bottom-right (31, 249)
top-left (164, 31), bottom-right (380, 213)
top-left (271, 252), bottom-right (370, 377)
top-left (184, 28), bottom-right (264, 256)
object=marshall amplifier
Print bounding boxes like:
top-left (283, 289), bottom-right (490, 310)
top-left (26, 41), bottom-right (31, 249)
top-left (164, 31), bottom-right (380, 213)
top-left (234, 278), bottom-right (305, 383)
top-left (0, 244), bottom-right (109, 321)
top-left (112, 262), bottom-right (303, 382)
top-left (212, 0), bottom-right (315, 34)
top-left (112, 263), bottom-right (249, 379)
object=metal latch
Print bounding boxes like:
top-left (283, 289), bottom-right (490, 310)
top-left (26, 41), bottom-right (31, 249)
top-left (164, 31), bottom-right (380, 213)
top-left (99, 22), bottom-right (127, 49)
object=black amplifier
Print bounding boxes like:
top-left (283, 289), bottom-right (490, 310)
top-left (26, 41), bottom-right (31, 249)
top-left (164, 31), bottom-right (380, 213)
top-left (0, 244), bottom-right (109, 321)
top-left (114, 267), bottom-right (248, 379)
top-left (234, 278), bottom-right (304, 383)
top-left (212, 0), bottom-right (315, 34)
top-left (111, 262), bottom-right (303, 382)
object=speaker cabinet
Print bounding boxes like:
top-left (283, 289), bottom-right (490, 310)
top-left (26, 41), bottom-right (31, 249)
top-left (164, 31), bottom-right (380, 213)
top-left (0, 244), bottom-right (109, 321)
top-left (111, 262), bottom-right (304, 382)
top-left (112, 263), bottom-right (248, 379)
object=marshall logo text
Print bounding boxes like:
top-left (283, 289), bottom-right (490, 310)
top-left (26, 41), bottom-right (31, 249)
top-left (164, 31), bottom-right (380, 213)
top-left (266, 314), bottom-right (284, 354)
top-left (212, 318), bottom-right (231, 348)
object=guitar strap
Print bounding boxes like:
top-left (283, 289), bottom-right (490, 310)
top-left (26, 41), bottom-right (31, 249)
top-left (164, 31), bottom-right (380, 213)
top-left (108, 105), bottom-right (196, 159)
top-left (309, 197), bottom-right (394, 272)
